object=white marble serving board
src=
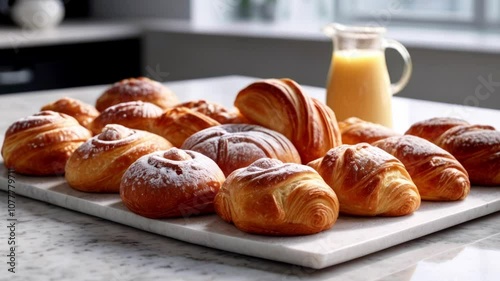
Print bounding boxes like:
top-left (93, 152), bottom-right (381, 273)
top-left (1, 164), bottom-right (500, 269)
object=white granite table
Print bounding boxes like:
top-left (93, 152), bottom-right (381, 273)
top-left (1, 76), bottom-right (500, 281)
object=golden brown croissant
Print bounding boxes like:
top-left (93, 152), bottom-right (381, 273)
top-left (175, 100), bottom-right (249, 124)
top-left (214, 158), bottom-right (339, 236)
top-left (65, 124), bottom-right (173, 193)
top-left (2, 111), bottom-right (92, 176)
top-left (95, 77), bottom-right (178, 111)
top-left (308, 143), bottom-right (420, 216)
top-left (120, 148), bottom-right (226, 218)
top-left (181, 124), bottom-right (301, 176)
top-left (405, 117), bottom-right (469, 144)
top-left (234, 78), bottom-right (342, 163)
top-left (339, 117), bottom-right (400, 145)
top-left (148, 107), bottom-right (221, 147)
top-left (89, 101), bottom-right (164, 135)
top-left (41, 97), bottom-right (99, 129)
top-left (406, 117), bottom-right (500, 185)
top-left (372, 135), bottom-right (470, 201)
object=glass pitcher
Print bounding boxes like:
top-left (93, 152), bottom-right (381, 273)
top-left (323, 23), bottom-right (412, 128)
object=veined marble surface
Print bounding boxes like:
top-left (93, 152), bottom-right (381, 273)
top-left (1, 76), bottom-right (500, 280)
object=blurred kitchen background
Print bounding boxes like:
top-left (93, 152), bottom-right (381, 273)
top-left (0, 0), bottom-right (499, 109)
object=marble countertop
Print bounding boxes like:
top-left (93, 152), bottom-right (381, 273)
top-left (1, 76), bottom-right (500, 280)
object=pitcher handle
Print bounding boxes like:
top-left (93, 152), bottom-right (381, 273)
top-left (384, 39), bottom-right (412, 95)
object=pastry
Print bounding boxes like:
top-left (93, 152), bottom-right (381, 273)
top-left (95, 77), bottom-right (178, 111)
top-left (181, 124), bottom-right (301, 176)
top-left (41, 97), bottom-right (99, 129)
top-left (2, 111), bottom-right (92, 176)
top-left (406, 117), bottom-right (500, 185)
top-left (65, 124), bottom-right (173, 193)
top-left (339, 117), bottom-right (400, 144)
top-left (175, 100), bottom-right (248, 124)
top-left (120, 148), bottom-right (225, 218)
top-left (308, 143), bottom-right (420, 216)
top-left (214, 158), bottom-right (339, 236)
top-left (373, 135), bottom-right (470, 201)
top-left (89, 101), bottom-right (164, 135)
top-left (234, 78), bottom-right (342, 163)
top-left (149, 107), bottom-right (221, 147)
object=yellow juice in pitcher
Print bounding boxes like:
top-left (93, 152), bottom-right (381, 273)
top-left (326, 49), bottom-right (393, 127)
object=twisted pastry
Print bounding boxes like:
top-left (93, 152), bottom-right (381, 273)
top-left (2, 111), bottom-right (92, 175)
top-left (41, 97), bottom-right (99, 129)
top-left (95, 77), bottom-right (178, 111)
top-left (149, 107), bottom-right (221, 147)
top-left (308, 143), bottom-right (420, 216)
top-left (406, 117), bottom-right (500, 185)
top-left (181, 124), bottom-right (301, 176)
top-left (120, 148), bottom-right (225, 218)
top-left (234, 78), bottom-right (342, 163)
top-left (373, 135), bottom-right (470, 201)
top-left (65, 124), bottom-right (173, 193)
top-left (89, 101), bottom-right (164, 135)
top-left (215, 158), bottom-right (339, 236)
top-left (339, 117), bottom-right (399, 145)
top-left (175, 100), bottom-right (248, 124)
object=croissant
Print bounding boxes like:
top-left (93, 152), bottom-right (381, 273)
top-left (181, 124), bottom-right (301, 176)
top-left (406, 117), bottom-right (500, 185)
top-left (120, 148), bottom-right (226, 218)
top-left (214, 158), bottom-right (339, 236)
top-left (95, 77), bottom-right (178, 111)
top-left (89, 101), bottom-right (164, 135)
top-left (339, 117), bottom-right (400, 144)
top-left (41, 97), bottom-right (99, 129)
top-left (308, 143), bottom-right (420, 216)
top-left (1, 111), bottom-right (92, 176)
top-left (372, 135), bottom-right (470, 201)
top-left (65, 124), bottom-right (173, 193)
top-left (148, 107), bottom-right (221, 147)
top-left (174, 100), bottom-right (248, 124)
top-left (234, 78), bottom-right (342, 163)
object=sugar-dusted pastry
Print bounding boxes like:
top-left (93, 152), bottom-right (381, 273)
top-left (339, 117), bottom-right (400, 145)
top-left (308, 143), bottom-right (420, 216)
top-left (149, 107), bottom-right (221, 147)
top-left (65, 124), bottom-right (173, 193)
top-left (175, 100), bottom-right (248, 124)
top-left (181, 124), bottom-right (301, 176)
top-left (234, 78), bottom-right (342, 163)
top-left (120, 148), bottom-right (225, 218)
top-left (95, 77), bottom-right (178, 111)
top-left (2, 111), bottom-right (92, 176)
top-left (373, 135), bottom-right (470, 201)
top-left (41, 97), bottom-right (99, 129)
top-left (406, 117), bottom-right (500, 185)
top-left (215, 158), bottom-right (339, 236)
top-left (89, 101), bottom-right (164, 135)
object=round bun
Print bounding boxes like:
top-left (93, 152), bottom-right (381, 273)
top-left (175, 100), bottom-right (248, 124)
top-left (2, 111), bottom-right (92, 175)
top-left (214, 158), bottom-right (339, 235)
top-left (339, 117), bottom-right (399, 144)
top-left (89, 101), bottom-right (164, 135)
top-left (41, 97), bottom-right (99, 129)
top-left (120, 148), bottom-right (226, 218)
top-left (181, 124), bottom-right (301, 176)
top-left (95, 77), bottom-right (178, 111)
top-left (65, 124), bottom-right (173, 193)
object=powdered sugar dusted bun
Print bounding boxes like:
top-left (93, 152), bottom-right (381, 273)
top-left (149, 107), bottom-right (220, 147)
top-left (2, 110), bottom-right (92, 176)
top-left (181, 124), bottom-right (301, 176)
top-left (89, 101), bottom-right (164, 135)
top-left (120, 148), bottom-right (225, 218)
top-left (95, 77), bottom-right (179, 111)
top-left (65, 124), bottom-right (173, 193)
top-left (215, 158), bottom-right (339, 236)
top-left (339, 117), bottom-right (400, 145)
top-left (41, 97), bottom-right (99, 129)
top-left (175, 100), bottom-right (249, 124)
